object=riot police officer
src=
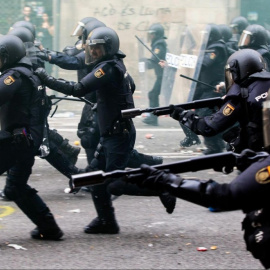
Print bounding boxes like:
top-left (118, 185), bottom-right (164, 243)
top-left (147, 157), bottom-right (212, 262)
top-left (142, 23), bottom-right (167, 126)
top-left (6, 25), bottom-right (83, 193)
top-left (218, 24), bottom-right (237, 53)
top-left (230, 16), bottom-right (249, 42)
top-left (127, 148), bottom-right (270, 269)
top-left (35, 26), bottom-right (175, 234)
top-left (238, 24), bottom-right (270, 70)
top-left (0, 35), bottom-right (63, 240)
top-left (127, 68), bottom-right (270, 267)
top-left (180, 24), bottom-right (228, 154)
top-left (37, 18), bottom-right (164, 170)
top-left (170, 49), bottom-right (270, 153)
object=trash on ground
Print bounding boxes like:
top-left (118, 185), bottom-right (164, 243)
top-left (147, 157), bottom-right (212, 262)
top-left (67, 209), bottom-right (81, 213)
top-left (145, 134), bottom-right (154, 139)
top-left (7, 244), bottom-right (27, 250)
top-left (197, 247), bottom-right (207, 251)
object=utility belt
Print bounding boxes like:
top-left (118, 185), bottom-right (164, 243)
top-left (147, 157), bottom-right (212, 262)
top-left (223, 122), bottom-right (262, 153)
top-left (0, 128), bottom-right (33, 148)
top-left (107, 119), bottom-right (133, 136)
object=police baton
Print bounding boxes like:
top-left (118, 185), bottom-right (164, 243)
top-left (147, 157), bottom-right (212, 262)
top-left (180, 74), bottom-right (217, 90)
top-left (135, 35), bottom-right (161, 62)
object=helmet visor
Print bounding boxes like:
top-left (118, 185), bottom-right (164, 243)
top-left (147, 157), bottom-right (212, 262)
top-left (147, 31), bottom-right (155, 43)
top-left (85, 42), bottom-right (106, 65)
top-left (238, 30), bottom-right (252, 49)
top-left (71, 22), bottom-right (85, 37)
top-left (225, 64), bottom-right (234, 93)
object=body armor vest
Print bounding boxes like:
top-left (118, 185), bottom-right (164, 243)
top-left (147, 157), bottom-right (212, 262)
top-left (2, 65), bottom-right (46, 147)
top-left (90, 58), bottom-right (135, 136)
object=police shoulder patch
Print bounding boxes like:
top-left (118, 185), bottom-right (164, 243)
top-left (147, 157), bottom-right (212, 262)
top-left (4, 75), bottom-right (15, 85)
top-left (94, 68), bottom-right (105, 78)
top-left (255, 166), bottom-right (270, 184)
top-left (154, 48), bottom-right (160, 54)
top-left (223, 103), bottom-right (235, 116)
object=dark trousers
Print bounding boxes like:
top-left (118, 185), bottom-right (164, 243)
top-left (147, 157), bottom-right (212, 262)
top-left (148, 77), bottom-right (162, 108)
top-left (89, 124), bottom-right (136, 220)
top-left (1, 143), bottom-right (49, 226)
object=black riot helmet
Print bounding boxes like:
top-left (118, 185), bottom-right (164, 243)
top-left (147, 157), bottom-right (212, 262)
top-left (225, 49), bottom-right (265, 92)
top-left (11, 21), bottom-right (36, 38)
top-left (230, 16), bottom-right (249, 35)
top-left (206, 23), bottom-right (222, 45)
top-left (0, 35), bottom-right (26, 72)
top-left (218, 24), bottom-right (233, 42)
top-left (71, 17), bottom-right (97, 39)
top-left (83, 20), bottom-right (106, 43)
top-left (71, 18), bottom-right (106, 46)
top-left (7, 27), bottom-right (36, 63)
top-left (147, 23), bottom-right (166, 42)
top-left (238, 24), bottom-right (268, 49)
top-left (7, 26), bottom-right (34, 43)
top-left (85, 26), bottom-right (119, 65)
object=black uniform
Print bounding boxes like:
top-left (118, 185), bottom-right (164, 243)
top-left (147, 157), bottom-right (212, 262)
top-left (36, 54), bottom-right (136, 232)
top-left (142, 32), bottom-right (167, 126)
top-left (132, 152), bottom-right (270, 269)
top-left (0, 58), bottom-right (63, 240)
top-left (192, 39), bottom-right (228, 154)
top-left (28, 46), bottom-right (83, 186)
top-left (49, 50), bottom-right (99, 164)
top-left (175, 72), bottom-right (270, 153)
top-left (146, 38), bottom-right (167, 108)
top-left (255, 46), bottom-right (270, 71)
top-left (48, 50), bottom-right (164, 169)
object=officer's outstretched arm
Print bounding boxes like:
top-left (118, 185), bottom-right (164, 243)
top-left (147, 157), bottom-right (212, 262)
top-left (128, 164), bottom-right (239, 211)
top-left (35, 67), bottom-right (86, 97)
top-left (170, 106), bottom-right (219, 136)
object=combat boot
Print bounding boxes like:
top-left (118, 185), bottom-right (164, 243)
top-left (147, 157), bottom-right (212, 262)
top-left (84, 217), bottom-right (120, 234)
top-left (159, 192), bottom-right (176, 214)
top-left (0, 190), bottom-right (11, 201)
top-left (180, 136), bottom-right (201, 148)
top-left (59, 139), bottom-right (81, 165)
top-left (49, 129), bottom-right (81, 165)
top-left (31, 213), bottom-right (64, 240)
top-left (127, 149), bottom-right (163, 168)
top-left (85, 185), bottom-right (120, 234)
top-left (203, 135), bottom-right (225, 155)
top-left (180, 124), bottom-right (201, 148)
top-left (142, 114), bottom-right (158, 126)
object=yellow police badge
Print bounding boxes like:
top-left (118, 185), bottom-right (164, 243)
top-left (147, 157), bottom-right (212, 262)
top-left (255, 166), bottom-right (270, 184)
top-left (94, 68), bottom-right (105, 78)
top-left (4, 76), bottom-right (15, 85)
top-left (154, 48), bottom-right (160, 54)
top-left (223, 103), bottom-right (235, 116)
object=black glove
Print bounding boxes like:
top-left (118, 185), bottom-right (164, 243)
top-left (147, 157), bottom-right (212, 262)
top-left (35, 67), bottom-right (50, 83)
top-left (169, 105), bottom-right (185, 121)
top-left (242, 209), bottom-right (270, 263)
top-left (36, 50), bottom-right (50, 61)
top-left (127, 164), bottom-right (182, 190)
